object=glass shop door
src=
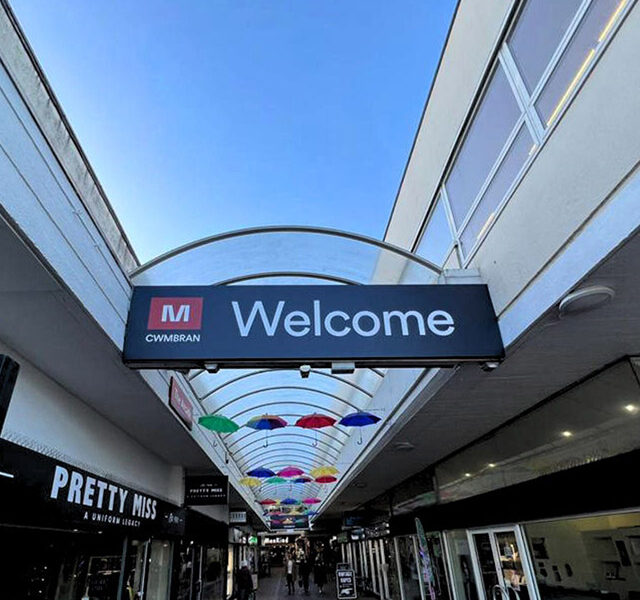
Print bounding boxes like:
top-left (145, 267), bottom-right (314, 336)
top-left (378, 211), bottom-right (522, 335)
top-left (467, 527), bottom-right (539, 600)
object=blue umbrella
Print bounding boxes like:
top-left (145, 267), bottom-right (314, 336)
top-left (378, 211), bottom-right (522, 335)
top-left (281, 498), bottom-right (300, 505)
top-left (247, 467), bottom-right (276, 478)
top-left (339, 411), bottom-right (381, 445)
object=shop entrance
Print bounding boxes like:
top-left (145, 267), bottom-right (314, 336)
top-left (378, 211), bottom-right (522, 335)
top-left (467, 527), bottom-right (539, 600)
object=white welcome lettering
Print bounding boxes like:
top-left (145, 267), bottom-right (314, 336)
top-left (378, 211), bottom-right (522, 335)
top-left (232, 300), bottom-right (285, 337)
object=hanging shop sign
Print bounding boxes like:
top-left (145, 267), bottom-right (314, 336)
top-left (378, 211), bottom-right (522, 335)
top-left (336, 567), bottom-right (357, 599)
top-left (0, 440), bottom-right (185, 536)
top-left (229, 510), bottom-right (247, 524)
top-left (169, 376), bottom-right (193, 430)
top-left (184, 474), bottom-right (228, 505)
top-left (123, 285), bottom-right (504, 369)
top-left (269, 514), bottom-right (309, 530)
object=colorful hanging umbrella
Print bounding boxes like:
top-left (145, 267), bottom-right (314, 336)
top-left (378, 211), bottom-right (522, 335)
top-left (247, 467), bottom-right (276, 478)
top-left (295, 413), bottom-right (336, 429)
top-left (303, 497), bottom-right (321, 504)
top-left (245, 415), bottom-right (288, 430)
top-left (293, 476), bottom-right (313, 484)
top-left (265, 476), bottom-right (287, 484)
top-left (198, 414), bottom-right (239, 433)
top-left (339, 411), bottom-right (381, 444)
top-left (277, 466), bottom-right (304, 478)
top-left (281, 498), bottom-right (300, 505)
top-left (315, 475), bottom-right (338, 484)
top-left (239, 477), bottom-right (261, 487)
top-left (310, 466), bottom-right (339, 478)
top-left (259, 498), bottom-right (277, 506)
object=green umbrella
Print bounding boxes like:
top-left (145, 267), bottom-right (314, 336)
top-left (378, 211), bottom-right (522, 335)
top-left (198, 414), bottom-right (239, 433)
top-left (265, 476), bottom-right (287, 484)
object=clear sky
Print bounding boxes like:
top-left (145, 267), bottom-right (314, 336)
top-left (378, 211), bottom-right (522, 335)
top-left (10, 0), bottom-right (456, 263)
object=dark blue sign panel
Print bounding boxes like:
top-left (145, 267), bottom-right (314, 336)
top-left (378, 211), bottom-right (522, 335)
top-left (123, 285), bottom-right (503, 368)
top-left (270, 514), bottom-right (309, 530)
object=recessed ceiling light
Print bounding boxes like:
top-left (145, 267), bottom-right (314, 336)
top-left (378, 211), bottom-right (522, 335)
top-left (393, 441), bottom-right (415, 452)
top-left (464, 473), bottom-right (472, 478)
top-left (561, 430), bottom-right (573, 438)
top-left (624, 404), bottom-right (638, 414)
top-left (488, 463), bottom-right (496, 468)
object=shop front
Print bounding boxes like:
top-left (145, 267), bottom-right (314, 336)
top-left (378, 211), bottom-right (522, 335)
top-left (0, 439), bottom-right (227, 600)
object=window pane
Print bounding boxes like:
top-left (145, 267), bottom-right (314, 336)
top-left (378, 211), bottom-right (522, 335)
top-left (536, 0), bottom-right (623, 127)
top-left (508, 0), bottom-right (582, 93)
top-left (446, 64), bottom-right (521, 229)
top-left (415, 196), bottom-right (452, 266)
top-left (459, 124), bottom-right (534, 255)
top-left (524, 513), bottom-right (640, 600)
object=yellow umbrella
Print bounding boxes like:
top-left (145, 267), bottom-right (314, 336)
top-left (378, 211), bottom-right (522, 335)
top-left (239, 477), bottom-right (261, 487)
top-left (310, 466), bottom-right (338, 478)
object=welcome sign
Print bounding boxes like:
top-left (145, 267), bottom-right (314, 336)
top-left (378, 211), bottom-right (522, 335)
top-left (123, 285), bottom-right (503, 369)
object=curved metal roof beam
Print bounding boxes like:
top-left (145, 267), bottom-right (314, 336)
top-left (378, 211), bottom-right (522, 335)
top-left (209, 386), bottom-right (363, 416)
top-left (239, 452), bottom-right (322, 472)
top-left (233, 436), bottom-right (339, 459)
top-left (217, 271), bottom-right (359, 287)
top-left (225, 426), bottom-right (346, 450)
top-left (238, 449), bottom-right (338, 471)
top-left (229, 403), bottom-right (346, 424)
top-left (195, 368), bottom-right (376, 402)
top-left (238, 441), bottom-right (339, 463)
top-left (130, 225), bottom-right (442, 278)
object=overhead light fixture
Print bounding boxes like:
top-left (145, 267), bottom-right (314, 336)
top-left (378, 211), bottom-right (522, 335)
top-left (299, 364), bottom-right (311, 379)
top-left (0, 470), bottom-right (14, 479)
top-left (558, 285), bottom-right (615, 317)
top-left (624, 404), bottom-right (638, 414)
top-left (204, 362), bottom-right (220, 373)
top-left (481, 361), bottom-right (500, 372)
top-left (392, 441), bottom-right (415, 452)
top-left (332, 362), bottom-right (355, 374)
top-left (488, 463), bottom-right (496, 468)
top-left (561, 430), bottom-right (573, 438)
top-left (464, 472), bottom-right (472, 478)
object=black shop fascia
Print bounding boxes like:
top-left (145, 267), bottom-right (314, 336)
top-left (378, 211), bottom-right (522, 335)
top-left (0, 439), bottom-right (186, 537)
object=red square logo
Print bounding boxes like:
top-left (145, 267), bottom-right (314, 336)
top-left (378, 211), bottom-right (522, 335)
top-left (147, 297), bottom-right (203, 330)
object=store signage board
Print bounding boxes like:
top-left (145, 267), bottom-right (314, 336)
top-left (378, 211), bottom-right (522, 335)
top-left (169, 377), bottom-right (193, 430)
top-left (269, 514), bottom-right (309, 530)
top-left (336, 568), bottom-right (357, 599)
top-left (123, 285), bottom-right (504, 369)
top-left (184, 475), bottom-right (228, 505)
top-left (230, 510), bottom-right (247, 524)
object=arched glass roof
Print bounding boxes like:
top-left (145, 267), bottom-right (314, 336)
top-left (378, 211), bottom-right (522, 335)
top-left (131, 227), bottom-right (441, 510)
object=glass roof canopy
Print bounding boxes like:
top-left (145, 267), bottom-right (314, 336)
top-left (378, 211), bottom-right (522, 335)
top-left (131, 227), bottom-right (441, 507)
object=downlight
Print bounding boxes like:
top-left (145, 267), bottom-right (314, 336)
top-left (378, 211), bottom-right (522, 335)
top-left (392, 441), bottom-right (415, 452)
top-left (558, 285), bottom-right (614, 317)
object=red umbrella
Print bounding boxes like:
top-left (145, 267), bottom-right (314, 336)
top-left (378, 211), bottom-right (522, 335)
top-left (303, 497), bottom-right (321, 504)
top-left (295, 413), bottom-right (336, 429)
top-left (315, 475), bottom-right (337, 484)
top-left (259, 499), bottom-right (277, 506)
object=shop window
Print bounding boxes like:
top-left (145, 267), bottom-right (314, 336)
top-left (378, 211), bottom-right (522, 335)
top-left (146, 540), bottom-right (172, 600)
top-left (202, 546), bottom-right (225, 600)
top-left (416, 195), bottom-right (453, 266)
top-left (535, 0), bottom-right (625, 127)
top-left (507, 0), bottom-right (583, 94)
top-left (459, 124), bottom-right (534, 255)
top-left (445, 530), bottom-right (480, 600)
top-left (445, 64), bottom-right (521, 230)
top-left (396, 536), bottom-right (423, 600)
top-left (524, 512), bottom-right (640, 600)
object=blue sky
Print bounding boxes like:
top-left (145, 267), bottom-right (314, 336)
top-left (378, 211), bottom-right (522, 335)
top-left (11, 0), bottom-right (456, 263)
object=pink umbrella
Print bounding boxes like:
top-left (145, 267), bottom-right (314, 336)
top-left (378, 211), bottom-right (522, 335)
top-left (303, 497), bottom-right (321, 504)
top-left (278, 466), bottom-right (304, 478)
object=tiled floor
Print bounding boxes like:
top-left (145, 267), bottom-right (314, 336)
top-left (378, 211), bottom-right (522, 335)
top-left (256, 567), bottom-right (334, 599)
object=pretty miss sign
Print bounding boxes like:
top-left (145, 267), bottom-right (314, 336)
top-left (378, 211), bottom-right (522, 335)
top-left (123, 285), bottom-right (504, 369)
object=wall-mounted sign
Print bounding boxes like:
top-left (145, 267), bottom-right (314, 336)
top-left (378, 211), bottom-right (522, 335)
top-left (169, 377), bottom-right (193, 429)
top-left (0, 440), bottom-right (184, 535)
top-left (123, 285), bottom-right (504, 369)
top-left (184, 475), bottom-right (228, 505)
top-left (336, 568), bottom-right (357, 599)
top-left (229, 510), bottom-right (247, 524)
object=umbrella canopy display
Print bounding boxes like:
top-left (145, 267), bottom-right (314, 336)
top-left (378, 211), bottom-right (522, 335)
top-left (293, 476), bottom-right (313, 484)
top-left (303, 497), bottom-right (321, 504)
top-left (259, 498), bottom-right (277, 506)
top-left (198, 414), bottom-right (239, 433)
top-left (245, 415), bottom-right (288, 430)
top-left (265, 476), bottom-right (287, 484)
top-left (239, 477), bottom-right (261, 487)
top-left (247, 468), bottom-right (276, 478)
top-left (295, 413), bottom-right (336, 429)
top-left (339, 411), bottom-right (381, 427)
top-left (281, 498), bottom-right (300, 505)
top-left (315, 475), bottom-right (338, 484)
top-left (339, 411), bottom-right (381, 444)
top-left (277, 466), bottom-right (304, 478)
top-left (310, 466), bottom-right (339, 478)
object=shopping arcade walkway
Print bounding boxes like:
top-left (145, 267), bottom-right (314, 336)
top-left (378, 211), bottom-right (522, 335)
top-left (256, 567), bottom-right (335, 599)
